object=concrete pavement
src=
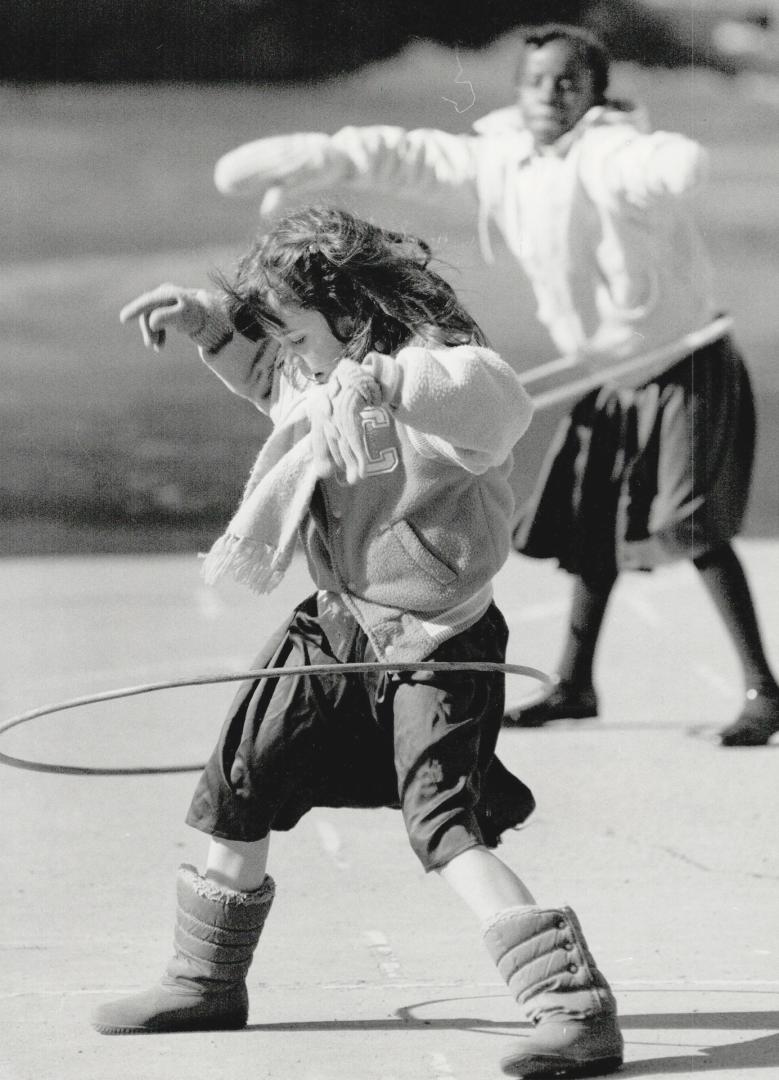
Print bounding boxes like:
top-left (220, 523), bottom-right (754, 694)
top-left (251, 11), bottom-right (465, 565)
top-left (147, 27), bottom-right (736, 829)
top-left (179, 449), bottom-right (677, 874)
top-left (1, 543), bottom-right (777, 1079)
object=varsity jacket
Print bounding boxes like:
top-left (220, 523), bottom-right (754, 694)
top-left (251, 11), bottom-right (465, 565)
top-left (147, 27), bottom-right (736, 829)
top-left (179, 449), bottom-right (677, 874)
top-left (203, 332), bottom-right (534, 661)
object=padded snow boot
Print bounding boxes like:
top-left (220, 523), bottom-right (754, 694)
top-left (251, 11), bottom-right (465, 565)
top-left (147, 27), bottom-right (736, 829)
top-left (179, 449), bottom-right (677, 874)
top-left (92, 865), bottom-right (274, 1035)
top-left (483, 905), bottom-right (623, 1077)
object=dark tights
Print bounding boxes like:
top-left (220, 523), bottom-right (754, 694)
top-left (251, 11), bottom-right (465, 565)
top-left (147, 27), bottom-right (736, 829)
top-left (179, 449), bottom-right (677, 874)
top-left (557, 573), bottom-right (614, 690)
top-left (558, 542), bottom-right (777, 695)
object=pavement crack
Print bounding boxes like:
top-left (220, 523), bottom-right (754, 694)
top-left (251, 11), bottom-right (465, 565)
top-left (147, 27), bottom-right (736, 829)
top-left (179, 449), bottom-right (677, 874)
top-left (656, 844), bottom-right (779, 881)
top-left (605, 829), bottom-right (779, 881)
top-left (657, 845), bottom-right (713, 873)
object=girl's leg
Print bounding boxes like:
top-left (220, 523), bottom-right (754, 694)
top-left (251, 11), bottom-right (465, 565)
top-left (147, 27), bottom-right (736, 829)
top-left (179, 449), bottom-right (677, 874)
top-left (693, 542), bottom-right (779, 745)
top-left (398, 604), bottom-right (621, 1074)
top-left (204, 835), bottom-right (270, 892)
top-left (504, 572), bottom-right (617, 726)
top-left (558, 572), bottom-right (617, 689)
top-left (436, 844), bottom-right (535, 922)
top-left (439, 845), bottom-right (622, 1077)
top-left (694, 542), bottom-right (776, 690)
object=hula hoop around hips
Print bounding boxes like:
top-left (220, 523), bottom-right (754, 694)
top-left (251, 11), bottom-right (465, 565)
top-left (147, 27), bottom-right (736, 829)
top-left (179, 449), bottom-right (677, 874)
top-left (0, 660), bottom-right (552, 777)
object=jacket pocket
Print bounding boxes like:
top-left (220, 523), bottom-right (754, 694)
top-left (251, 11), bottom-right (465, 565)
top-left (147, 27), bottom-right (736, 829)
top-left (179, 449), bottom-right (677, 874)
top-left (389, 519), bottom-right (457, 587)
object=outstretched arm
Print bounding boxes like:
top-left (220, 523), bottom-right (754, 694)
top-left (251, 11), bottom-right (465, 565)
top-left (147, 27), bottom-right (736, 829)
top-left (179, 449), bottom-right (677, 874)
top-left (119, 283), bottom-right (234, 354)
top-left (213, 125), bottom-right (481, 212)
top-left (585, 128), bottom-right (708, 206)
top-left (119, 284), bottom-right (280, 414)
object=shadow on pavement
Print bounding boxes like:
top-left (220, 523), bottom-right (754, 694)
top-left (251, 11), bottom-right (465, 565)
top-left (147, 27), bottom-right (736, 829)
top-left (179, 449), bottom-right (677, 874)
top-left (242, 1007), bottom-right (779, 1060)
top-left (243, 1007), bottom-right (779, 1031)
top-left (242, 1007), bottom-right (779, 1074)
top-left (620, 1034), bottom-right (779, 1076)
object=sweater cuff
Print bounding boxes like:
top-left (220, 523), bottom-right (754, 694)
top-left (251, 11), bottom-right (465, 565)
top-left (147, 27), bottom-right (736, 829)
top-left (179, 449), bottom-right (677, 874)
top-left (190, 302), bottom-right (235, 355)
top-left (230, 302), bottom-right (266, 343)
top-left (363, 352), bottom-right (403, 406)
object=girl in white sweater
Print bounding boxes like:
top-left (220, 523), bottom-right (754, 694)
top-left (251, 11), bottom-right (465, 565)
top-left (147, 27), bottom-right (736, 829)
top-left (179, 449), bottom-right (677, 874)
top-left (211, 24), bottom-right (779, 748)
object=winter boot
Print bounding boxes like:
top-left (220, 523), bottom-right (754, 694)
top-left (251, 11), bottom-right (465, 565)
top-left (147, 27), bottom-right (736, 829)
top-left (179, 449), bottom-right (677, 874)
top-left (483, 906), bottom-right (623, 1077)
top-left (92, 864), bottom-right (275, 1034)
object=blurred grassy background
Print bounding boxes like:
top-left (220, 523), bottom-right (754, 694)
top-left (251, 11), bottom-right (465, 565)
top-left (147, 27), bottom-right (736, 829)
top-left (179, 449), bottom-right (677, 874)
top-left (3, 36), bottom-right (778, 554)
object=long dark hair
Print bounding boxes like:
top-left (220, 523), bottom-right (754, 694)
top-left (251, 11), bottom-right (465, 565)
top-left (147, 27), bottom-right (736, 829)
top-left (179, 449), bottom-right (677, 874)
top-left (219, 205), bottom-right (487, 360)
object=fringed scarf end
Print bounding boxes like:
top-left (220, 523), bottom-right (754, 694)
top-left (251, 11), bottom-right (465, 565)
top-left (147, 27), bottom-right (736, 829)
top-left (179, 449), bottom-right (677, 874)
top-left (200, 534), bottom-right (287, 594)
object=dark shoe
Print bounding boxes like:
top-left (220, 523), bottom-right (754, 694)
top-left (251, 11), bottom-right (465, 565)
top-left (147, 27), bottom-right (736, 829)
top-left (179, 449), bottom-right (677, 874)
top-left (503, 683), bottom-right (599, 728)
top-left (719, 687), bottom-right (779, 747)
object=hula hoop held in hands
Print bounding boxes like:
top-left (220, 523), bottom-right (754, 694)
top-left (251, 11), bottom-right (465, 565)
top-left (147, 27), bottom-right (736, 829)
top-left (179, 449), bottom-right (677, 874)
top-left (0, 660), bottom-right (552, 777)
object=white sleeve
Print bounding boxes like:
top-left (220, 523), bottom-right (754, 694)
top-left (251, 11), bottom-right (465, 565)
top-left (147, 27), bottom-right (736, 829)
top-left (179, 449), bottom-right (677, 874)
top-left (214, 125), bottom-right (480, 205)
top-left (364, 344), bottom-right (534, 472)
top-left (584, 128), bottom-right (708, 206)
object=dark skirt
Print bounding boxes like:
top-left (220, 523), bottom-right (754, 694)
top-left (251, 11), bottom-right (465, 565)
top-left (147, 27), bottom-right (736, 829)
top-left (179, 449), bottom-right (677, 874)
top-left (186, 595), bottom-right (535, 871)
top-left (513, 335), bottom-right (756, 583)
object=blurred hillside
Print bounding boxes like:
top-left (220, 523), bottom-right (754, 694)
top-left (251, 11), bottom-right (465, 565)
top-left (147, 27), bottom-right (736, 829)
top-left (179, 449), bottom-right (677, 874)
top-left (0, 0), bottom-right (751, 82)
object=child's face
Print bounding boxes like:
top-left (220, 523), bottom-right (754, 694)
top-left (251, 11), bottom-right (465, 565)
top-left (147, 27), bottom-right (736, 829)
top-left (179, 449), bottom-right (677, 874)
top-left (517, 39), bottom-right (598, 146)
top-left (274, 304), bottom-right (346, 384)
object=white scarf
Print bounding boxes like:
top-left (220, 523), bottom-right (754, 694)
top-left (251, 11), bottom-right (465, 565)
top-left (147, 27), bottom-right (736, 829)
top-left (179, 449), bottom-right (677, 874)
top-left (200, 395), bottom-right (318, 594)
